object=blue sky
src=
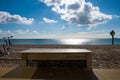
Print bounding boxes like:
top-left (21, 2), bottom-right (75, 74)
top-left (0, 0), bottom-right (120, 39)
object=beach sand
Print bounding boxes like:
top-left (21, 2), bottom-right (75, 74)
top-left (0, 45), bottom-right (120, 80)
top-left (0, 44), bottom-right (120, 69)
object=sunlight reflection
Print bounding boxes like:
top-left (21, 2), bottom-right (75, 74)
top-left (61, 39), bottom-right (89, 45)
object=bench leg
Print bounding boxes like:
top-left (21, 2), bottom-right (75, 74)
top-left (22, 54), bottom-right (27, 67)
top-left (86, 53), bottom-right (92, 71)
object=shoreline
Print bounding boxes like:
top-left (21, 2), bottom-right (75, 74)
top-left (0, 45), bottom-right (120, 69)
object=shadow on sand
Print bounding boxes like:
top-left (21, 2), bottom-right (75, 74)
top-left (1, 66), bottom-right (98, 80)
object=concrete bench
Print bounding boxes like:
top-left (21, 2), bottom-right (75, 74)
top-left (20, 48), bottom-right (92, 70)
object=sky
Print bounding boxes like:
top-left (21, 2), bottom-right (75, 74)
top-left (0, 0), bottom-right (120, 39)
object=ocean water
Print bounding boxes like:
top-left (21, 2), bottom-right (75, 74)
top-left (0, 38), bottom-right (120, 45)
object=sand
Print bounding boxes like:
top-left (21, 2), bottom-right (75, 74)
top-left (0, 44), bottom-right (120, 69)
top-left (0, 45), bottom-right (120, 80)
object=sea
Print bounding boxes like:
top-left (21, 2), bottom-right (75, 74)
top-left (0, 38), bottom-right (120, 45)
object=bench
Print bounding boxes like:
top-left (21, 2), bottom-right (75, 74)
top-left (20, 48), bottom-right (92, 70)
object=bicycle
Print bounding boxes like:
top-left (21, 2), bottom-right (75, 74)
top-left (0, 36), bottom-right (14, 56)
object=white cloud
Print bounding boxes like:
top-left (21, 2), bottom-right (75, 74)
top-left (0, 30), bottom-right (14, 38)
top-left (32, 30), bottom-right (40, 34)
top-left (0, 30), bottom-right (13, 35)
top-left (61, 25), bottom-right (65, 29)
top-left (41, 0), bottom-right (112, 27)
top-left (113, 15), bottom-right (120, 19)
top-left (0, 11), bottom-right (34, 25)
top-left (1, 29), bottom-right (119, 39)
top-left (0, 30), bottom-right (2, 33)
top-left (48, 30), bottom-right (111, 39)
top-left (15, 29), bottom-right (30, 34)
top-left (15, 29), bottom-right (41, 35)
top-left (43, 17), bottom-right (58, 23)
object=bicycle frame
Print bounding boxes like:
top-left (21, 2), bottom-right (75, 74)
top-left (2, 36), bottom-right (13, 55)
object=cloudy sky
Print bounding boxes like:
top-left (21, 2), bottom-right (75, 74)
top-left (0, 0), bottom-right (120, 39)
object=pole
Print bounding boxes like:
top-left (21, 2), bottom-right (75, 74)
top-left (110, 30), bottom-right (115, 45)
top-left (112, 36), bottom-right (114, 45)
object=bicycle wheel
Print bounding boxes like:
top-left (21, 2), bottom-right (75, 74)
top-left (2, 44), bottom-right (12, 55)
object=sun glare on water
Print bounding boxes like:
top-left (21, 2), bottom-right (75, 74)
top-left (61, 39), bottom-right (88, 45)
